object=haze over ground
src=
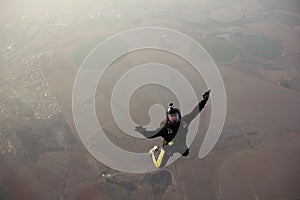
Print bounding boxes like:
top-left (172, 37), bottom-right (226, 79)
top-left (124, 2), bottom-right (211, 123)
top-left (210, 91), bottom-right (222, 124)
top-left (0, 0), bottom-right (300, 199)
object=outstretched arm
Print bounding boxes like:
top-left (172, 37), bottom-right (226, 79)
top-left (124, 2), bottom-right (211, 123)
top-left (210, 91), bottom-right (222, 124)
top-left (183, 89), bottom-right (210, 125)
top-left (135, 124), bottom-right (164, 139)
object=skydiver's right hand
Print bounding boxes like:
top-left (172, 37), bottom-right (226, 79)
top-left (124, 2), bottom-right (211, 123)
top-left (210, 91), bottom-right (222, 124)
top-left (135, 125), bottom-right (146, 134)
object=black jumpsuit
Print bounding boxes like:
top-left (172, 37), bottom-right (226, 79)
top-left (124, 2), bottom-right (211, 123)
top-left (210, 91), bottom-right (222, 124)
top-left (140, 97), bottom-right (209, 157)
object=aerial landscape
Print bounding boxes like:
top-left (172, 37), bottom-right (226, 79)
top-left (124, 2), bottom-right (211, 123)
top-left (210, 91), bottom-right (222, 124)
top-left (0, 0), bottom-right (300, 199)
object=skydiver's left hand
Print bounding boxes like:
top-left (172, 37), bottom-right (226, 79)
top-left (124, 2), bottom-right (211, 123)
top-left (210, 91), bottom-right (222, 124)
top-left (134, 125), bottom-right (146, 134)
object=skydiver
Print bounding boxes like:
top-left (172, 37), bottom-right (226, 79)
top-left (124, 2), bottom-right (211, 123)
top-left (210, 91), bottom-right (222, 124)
top-left (135, 89), bottom-right (210, 168)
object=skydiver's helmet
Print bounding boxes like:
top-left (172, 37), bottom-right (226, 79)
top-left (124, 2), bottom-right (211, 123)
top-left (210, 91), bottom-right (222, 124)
top-left (166, 103), bottom-right (181, 125)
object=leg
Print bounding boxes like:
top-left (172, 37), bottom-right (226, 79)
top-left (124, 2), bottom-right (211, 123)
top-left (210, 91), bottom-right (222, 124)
top-left (151, 148), bottom-right (165, 168)
top-left (151, 146), bottom-right (173, 168)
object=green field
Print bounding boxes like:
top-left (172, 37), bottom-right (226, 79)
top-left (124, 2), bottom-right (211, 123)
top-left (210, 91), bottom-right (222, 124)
top-left (274, 12), bottom-right (300, 25)
top-left (197, 36), bottom-right (237, 62)
top-left (242, 35), bottom-right (283, 59)
top-left (70, 37), bottom-right (106, 66)
top-left (0, 187), bottom-right (12, 200)
top-left (70, 35), bottom-right (129, 68)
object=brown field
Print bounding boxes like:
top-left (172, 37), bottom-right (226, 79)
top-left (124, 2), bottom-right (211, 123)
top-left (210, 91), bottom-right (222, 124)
top-left (1, 0), bottom-right (300, 199)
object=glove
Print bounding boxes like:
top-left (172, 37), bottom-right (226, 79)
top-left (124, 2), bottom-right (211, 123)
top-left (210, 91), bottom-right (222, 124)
top-left (202, 89), bottom-right (211, 100)
top-left (134, 125), bottom-right (146, 134)
top-left (182, 148), bottom-right (190, 157)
